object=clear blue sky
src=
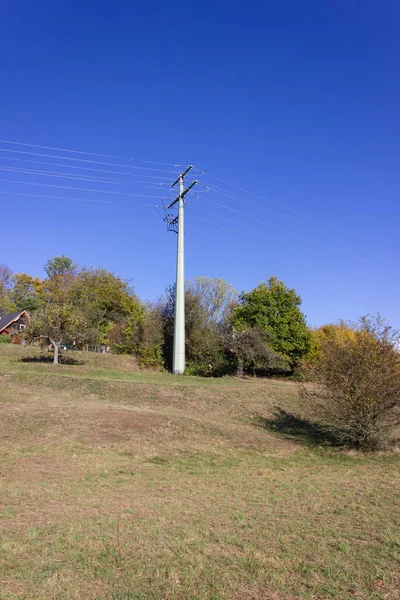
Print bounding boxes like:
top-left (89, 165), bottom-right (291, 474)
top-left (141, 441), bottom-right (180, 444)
top-left (1, 0), bottom-right (399, 328)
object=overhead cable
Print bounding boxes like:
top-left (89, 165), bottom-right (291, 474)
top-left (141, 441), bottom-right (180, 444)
top-left (197, 205), bottom-right (272, 239)
top-left (0, 139), bottom-right (182, 167)
top-left (0, 165), bottom-right (166, 187)
top-left (0, 155), bottom-right (171, 180)
top-left (198, 170), bottom-right (348, 235)
top-left (0, 148), bottom-right (180, 174)
top-left (0, 178), bottom-right (169, 200)
top-left (0, 190), bottom-right (160, 206)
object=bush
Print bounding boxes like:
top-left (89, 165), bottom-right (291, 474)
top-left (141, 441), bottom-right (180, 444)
top-left (0, 334), bottom-right (11, 344)
top-left (137, 342), bottom-right (164, 369)
top-left (302, 316), bottom-right (400, 450)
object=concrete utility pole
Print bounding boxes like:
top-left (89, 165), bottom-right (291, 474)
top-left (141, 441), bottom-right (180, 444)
top-left (167, 166), bottom-right (197, 374)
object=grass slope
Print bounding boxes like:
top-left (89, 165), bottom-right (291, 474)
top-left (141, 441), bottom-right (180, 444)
top-left (0, 345), bottom-right (399, 599)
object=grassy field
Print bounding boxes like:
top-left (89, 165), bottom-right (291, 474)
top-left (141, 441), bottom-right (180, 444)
top-left (0, 345), bottom-right (399, 600)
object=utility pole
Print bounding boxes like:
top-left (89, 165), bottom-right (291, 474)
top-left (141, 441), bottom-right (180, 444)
top-left (165, 166), bottom-right (197, 374)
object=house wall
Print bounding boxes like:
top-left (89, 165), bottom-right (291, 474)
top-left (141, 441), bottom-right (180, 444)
top-left (0, 315), bottom-right (30, 340)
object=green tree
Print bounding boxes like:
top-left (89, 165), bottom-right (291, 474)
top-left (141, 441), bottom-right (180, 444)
top-left (44, 255), bottom-right (76, 278)
top-left (12, 273), bottom-right (43, 313)
top-left (231, 276), bottom-right (311, 368)
top-left (137, 303), bottom-right (164, 367)
top-left (29, 259), bottom-right (142, 362)
top-left (23, 256), bottom-right (149, 363)
top-left (111, 302), bottom-right (164, 368)
top-left (70, 268), bottom-right (144, 345)
top-left (26, 303), bottom-right (96, 364)
top-left (42, 256), bottom-right (77, 304)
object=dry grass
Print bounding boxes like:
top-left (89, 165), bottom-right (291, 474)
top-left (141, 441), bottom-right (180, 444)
top-left (0, 345), bottom-right (399, 599)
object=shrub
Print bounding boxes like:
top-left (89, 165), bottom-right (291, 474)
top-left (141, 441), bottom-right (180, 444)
top-left (137, 342), bottom-right (164, 369)
top-left (0, 334), bottom-right (11, 344)
top-left (302, 316), bottom-right (400, 450)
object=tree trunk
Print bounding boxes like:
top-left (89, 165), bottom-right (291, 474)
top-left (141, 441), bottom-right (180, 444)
top-left (236, 358), bottom-right (244, 379)
top-left (53, 342), bottom-right (59, 364)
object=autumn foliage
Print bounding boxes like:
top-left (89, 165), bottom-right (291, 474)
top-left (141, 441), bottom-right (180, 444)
top-left (303, 317), bottom-right (400, 450)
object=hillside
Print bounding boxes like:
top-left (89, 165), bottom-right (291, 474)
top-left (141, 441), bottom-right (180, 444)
top-left (0, 345), bottom-right (399, 599)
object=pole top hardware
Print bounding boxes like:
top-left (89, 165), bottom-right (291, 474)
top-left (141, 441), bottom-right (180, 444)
top-left (171, 165), bottom-right (193, 188)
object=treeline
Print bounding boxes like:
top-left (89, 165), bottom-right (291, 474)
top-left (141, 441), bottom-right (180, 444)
top-left (1, 257), bottom-right (400, 450)
top-left (0, 256), bottom-right (311, 375)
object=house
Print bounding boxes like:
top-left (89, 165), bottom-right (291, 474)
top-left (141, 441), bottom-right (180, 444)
top-left (0, 310), bottom-right (31, 341)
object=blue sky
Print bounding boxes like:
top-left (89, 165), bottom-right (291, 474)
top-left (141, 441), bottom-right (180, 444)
top-left (1, 0), bottom-right (399, 327)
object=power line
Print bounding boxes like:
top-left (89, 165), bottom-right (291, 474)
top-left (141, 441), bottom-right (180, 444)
top-left (191, 213), bottom-right (246, 235)
top-left (0, 147), bottom-right (180, 174)
top-left (0, 190), bottom-right (110, 204)
top-left (0, 165), bottom-right (166, 187)
top-left (198, 170), bottom-right (348, 235)
top-left (196, 205), bottom-right (273, 239)
top-left (203, 195), bottom-right (321, 246)
top-left (0, 141), bottom-right (345, 231)
top-left (0, 178), bottom-right (170, 200)
top-left (194, 169), bottom-right (399, 274)
top-left (134, 158), bottom-right (184, 168)
top-left (0, 155), bottom-right (171, 180)
top-left (0, 190), bottom-right (160, 206)
top-left (0, 139), bottom-right (182, 168)
top-left (0, 166), bottom-right (130, 186)
top-left (197, 194), bottom-right (400, 275)
top-left (201, 192), bottom-right (387, 264)
top-left (197, 180), bottom-right (314, 224)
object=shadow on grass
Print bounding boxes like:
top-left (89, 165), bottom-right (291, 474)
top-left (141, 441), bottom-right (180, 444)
top-left (19, 355), bottom-right (85, 366)
top-left (259, 407), bottom-right (343, 448)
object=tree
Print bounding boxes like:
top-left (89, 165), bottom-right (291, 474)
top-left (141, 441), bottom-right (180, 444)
top-left (231, 276), bottom-right (311, 368)
top-left (160, 285), bottom-right (224, 374)
top-left (137, 303), bottom-right (164, 367)
top-left (186, 277), bottom-right (238, 323)
top-left (159, 277), bottom-right (237, 373)
top-left (222, 326), bottom-right (289, 378)
top-left (12, 273), bottom-right (43, 313)
top-left (69, 268), bottom-right (144, 345)
top-left (29, 259), bottom-right (144, 362)
top-left (26, 302), bottom-right (96, 364)
top-left (111, 302), bottom-right (164, 368)
top-left (302, 316), bottom-right (400, 450)
top-left (0, 264), bottom-right (16, 313)
top-left (42, 256), bottom-right (77, 304)
top-left (44, 255), bottom-right (76, 278)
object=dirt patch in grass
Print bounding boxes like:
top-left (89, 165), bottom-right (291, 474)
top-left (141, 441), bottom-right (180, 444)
top-left (79, 407), bottom-right (169, 443)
